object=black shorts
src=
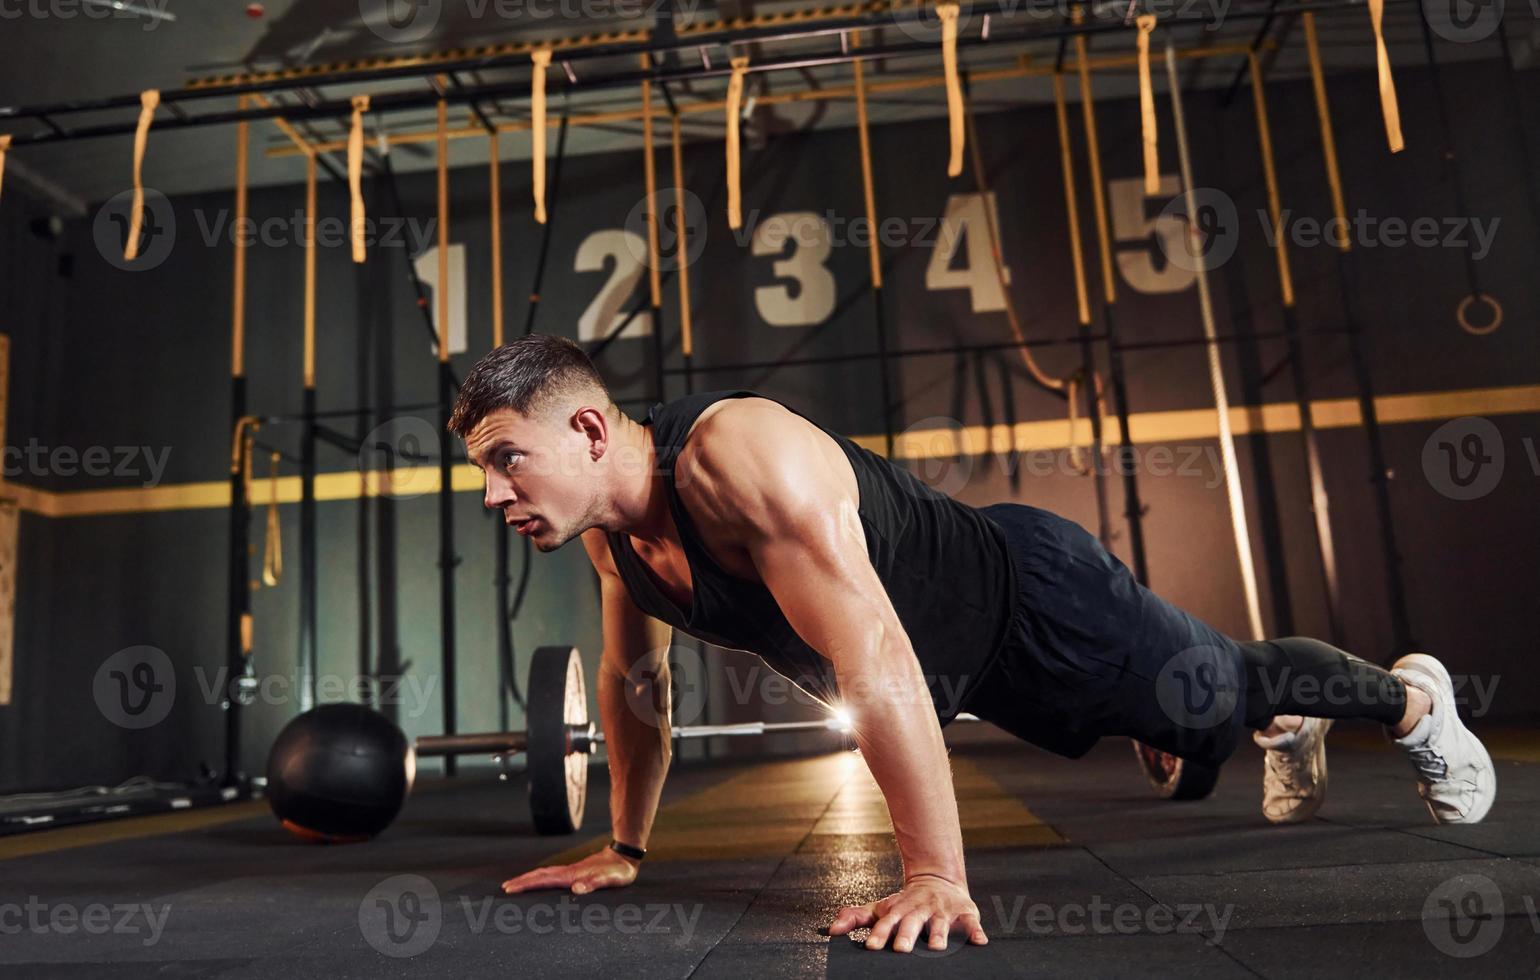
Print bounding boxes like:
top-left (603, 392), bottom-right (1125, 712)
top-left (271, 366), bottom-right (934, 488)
top-left (961, 503), bottom-right (1251, 768)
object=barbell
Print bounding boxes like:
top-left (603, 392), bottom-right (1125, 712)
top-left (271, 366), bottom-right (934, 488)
top-left (264, 645), bottom-right (1216, 842)
top-left (265, 646), bottom-right (891, 841)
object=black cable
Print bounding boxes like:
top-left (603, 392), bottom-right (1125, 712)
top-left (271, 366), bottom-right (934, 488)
top-left (523, 106), bottom-right (572, 336)
top-left (374, 137), bottom-right (462, 391)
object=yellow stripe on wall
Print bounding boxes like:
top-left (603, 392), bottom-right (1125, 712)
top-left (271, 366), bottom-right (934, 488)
top-left (12, 383), bottom-right (1540, 519)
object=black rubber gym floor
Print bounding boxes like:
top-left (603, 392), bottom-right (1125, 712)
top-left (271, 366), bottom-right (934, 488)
top-left (3, 722), bottom-right (1538, 978)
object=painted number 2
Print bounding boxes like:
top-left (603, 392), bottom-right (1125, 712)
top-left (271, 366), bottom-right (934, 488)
top-left (574, 230), bottom-right (654, 343)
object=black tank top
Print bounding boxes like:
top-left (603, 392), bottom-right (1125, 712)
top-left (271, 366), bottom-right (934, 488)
top-left (605, 390), bottom-right (1015, 721)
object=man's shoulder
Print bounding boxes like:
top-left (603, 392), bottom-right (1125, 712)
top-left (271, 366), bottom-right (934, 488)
top-left (684, 395), bottom-right (813, 452)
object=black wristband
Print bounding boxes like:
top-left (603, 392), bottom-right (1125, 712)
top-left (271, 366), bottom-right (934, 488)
top-left (610, 840), bottom-right (647, 861)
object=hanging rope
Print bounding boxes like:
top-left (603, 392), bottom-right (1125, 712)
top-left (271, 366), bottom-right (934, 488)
top-left (489, 130), bottom-right (505, 348)
top-left (962, 88), bottom-right (1106, 474)
top-left (1367, 0), bottom-right (1405, 152)
top-left (1166, 40), bottom-right (1265, 641)
top-left (726, 54), bottom-right (750, 230)
top-left (938, 2), bottom-right (964, 177)
top-left (1135, 14), bottom-right (1160, 195)
top-left (640, 57), bottom-right (663, 308)
top-left (124, 89), bottom-right (160, 262)
top-left (531, 48), bottom-right (553, 224)
top-left (0, 135), bottom-right (11, 205)
top-left (348, 95), bottom-right (370, 263)
top-left (262, 451), bottom-right (283, 587)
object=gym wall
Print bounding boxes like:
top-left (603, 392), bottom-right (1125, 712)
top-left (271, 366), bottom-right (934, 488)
top-left (1, 56), bottom-right (1535, 794)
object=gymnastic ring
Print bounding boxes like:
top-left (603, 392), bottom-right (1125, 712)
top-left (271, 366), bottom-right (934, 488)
top-left (1456, 292), bottom-right (1502, 336)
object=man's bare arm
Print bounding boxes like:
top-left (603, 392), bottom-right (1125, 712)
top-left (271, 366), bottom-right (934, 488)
top-left (503, 529), bottom-right (671, 894)
top-left (586, 528), bottom-right (675, 850)
top-left (683, 407), bottom-right (986, 953)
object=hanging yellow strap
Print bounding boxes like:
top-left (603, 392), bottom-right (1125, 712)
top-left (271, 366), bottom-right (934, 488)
top-left (938, 2), bottom-right (964, 177)
top-left (0, 135), bottom-right (11, 204)
top-left (1136, 14), bottom-right (1160, 194)
top-left (124, 89), bottom-right (160, 262)
top-left (1052, 73), bottom-right (1090, 327)
top-left (348, 95), bottom-right (370, 264)
top-left (489, 131), bottom-right (505, 348)
top-left (262, 451), bottom-right (283, 587)
top-left (436, 94), bottom-right (451, 364)
top-left (640, 58), bottom-right (663, 308)
top-left (232, 98), bottom-right (250, 378)
top-left (1249, 52), bottom-right (1295, 309)
top-left (532, 48), bottom-right (553, 224)
top-left (851, 31), bottom-right (882, 290)
top-left (726, 55), bottom-right (750, 230)
top-left (1303, 14), bottom-right (1351, 250)
top-left (1367, 0), bottom-right (1405, 152)
top-left (230, 416), bottom-right (261, 478)
top-left (671, 113), bottom-right (694, 358)
top-left (303, 153), bottom-right (317, 387)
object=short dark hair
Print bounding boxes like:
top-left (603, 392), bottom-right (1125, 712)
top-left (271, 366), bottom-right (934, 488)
top-left (447, 334), bottom-right (613, 437)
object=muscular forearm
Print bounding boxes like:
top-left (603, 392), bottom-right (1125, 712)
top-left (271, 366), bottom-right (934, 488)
top-left (837, 643), bottom-right (967, 886)
top-left (597, 657), bottom-right (672, 849)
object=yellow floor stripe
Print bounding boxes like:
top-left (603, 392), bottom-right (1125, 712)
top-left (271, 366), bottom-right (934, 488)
top-left (13, 383), bottom-right (1537, 518)
top-left (0, 800), bottom-right (269, 862)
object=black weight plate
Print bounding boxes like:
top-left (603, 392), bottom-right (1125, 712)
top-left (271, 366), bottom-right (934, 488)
top-left (527, 646), bottom-right (588, 835)
top-left (1132, 740), bottom-right (1221, 801)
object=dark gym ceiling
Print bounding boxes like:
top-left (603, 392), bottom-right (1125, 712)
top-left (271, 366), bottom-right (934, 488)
top-left (0, 0), bottom-right (1532, 210)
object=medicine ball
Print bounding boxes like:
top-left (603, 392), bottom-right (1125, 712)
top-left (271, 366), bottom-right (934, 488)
top-left (265, 703), bottom-right (415, 843)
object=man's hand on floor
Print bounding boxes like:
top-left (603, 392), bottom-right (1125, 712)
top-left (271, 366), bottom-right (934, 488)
top-left (827, 873), bottom-right (989, 953)
top-left (501, 847), bottom-right (640, 896)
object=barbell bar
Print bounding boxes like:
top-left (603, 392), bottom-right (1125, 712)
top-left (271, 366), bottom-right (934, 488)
top-left (267, 646), bottom-right (973, 839)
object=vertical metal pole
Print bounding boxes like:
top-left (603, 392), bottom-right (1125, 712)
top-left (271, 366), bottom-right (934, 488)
top-left (1052, 70), bottom-right (1112, 550)
top-left (1304, 13), bottom-right (1415, 656)
top-left (297, 152), bottom-right (319, 713)
top-left (1166, 40), bottom-right (1266, 642)
top-left (223, 99), bottom-right (251, 787)
top-left (1075, 32), bottom-right (1150, 585)
top-left (1247, 51), bottom-right (1343, 643)
top-left (436, 94), bottom-right (459, 774)
top-left (852, 31), bottom-right (895, 456)
top-left (299, 387), bottom-right (317, 712)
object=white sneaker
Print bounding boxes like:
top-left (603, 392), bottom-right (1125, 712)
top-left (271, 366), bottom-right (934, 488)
top-left (1390, 653), bottom-right (1496, 824)
top-left (1253, 715), bottom-right (1332, 824)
